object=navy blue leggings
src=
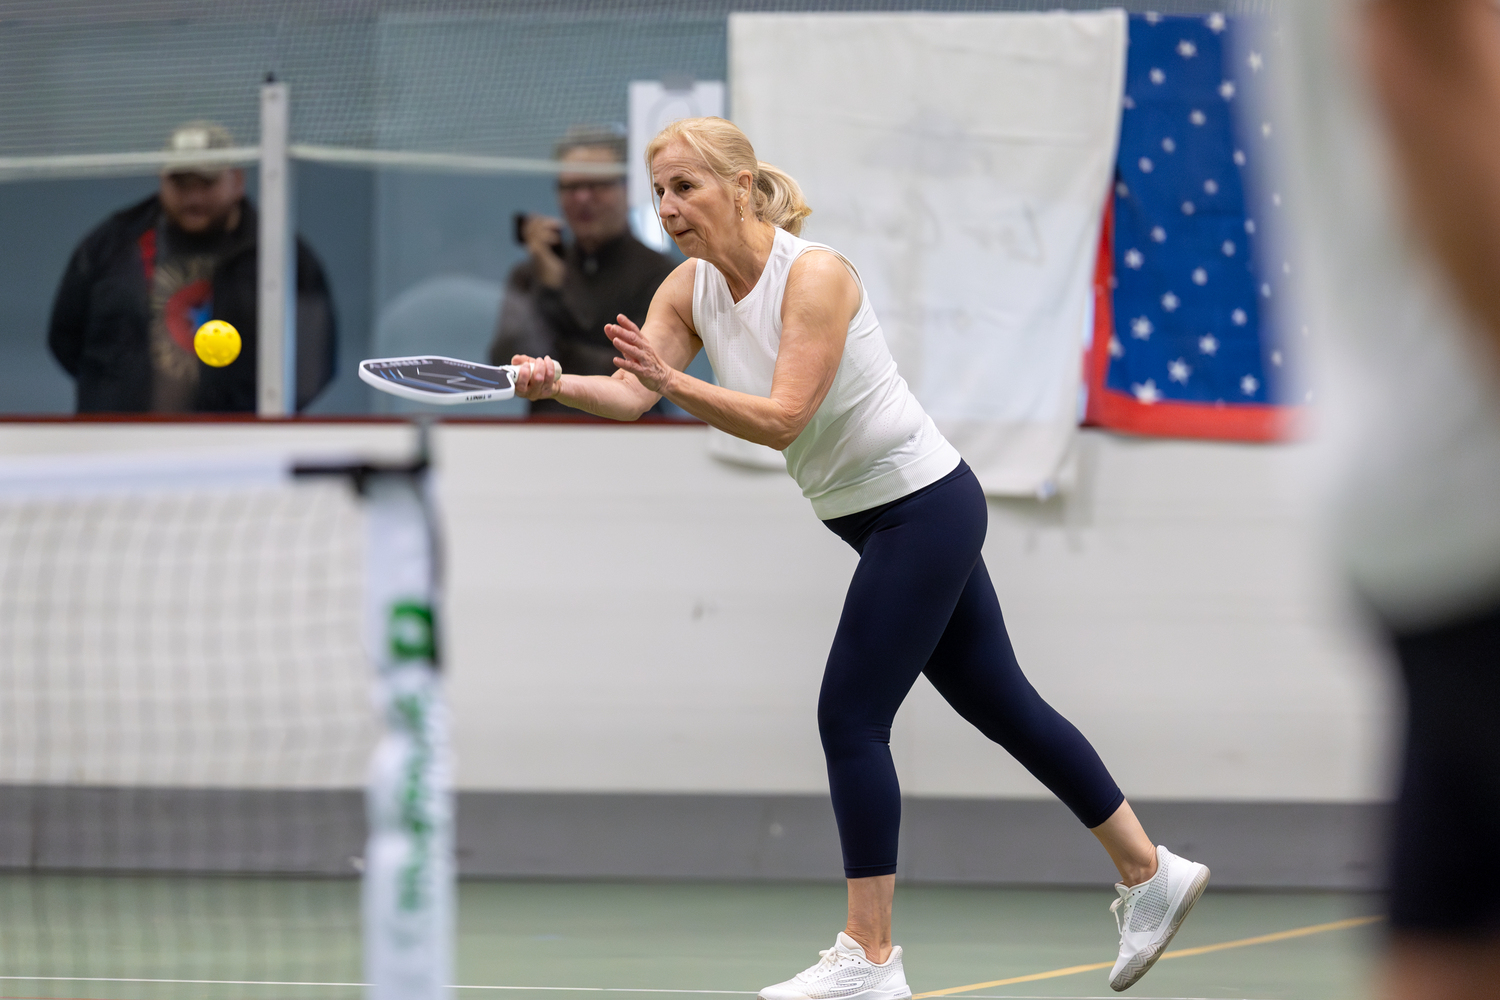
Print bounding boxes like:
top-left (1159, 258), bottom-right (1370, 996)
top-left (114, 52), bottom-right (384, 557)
top-left (820, 462), bottom-right (1124, 878)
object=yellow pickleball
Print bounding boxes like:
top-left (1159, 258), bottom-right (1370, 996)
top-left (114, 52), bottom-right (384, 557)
top-left (194, 320), bottom-right (242, 367)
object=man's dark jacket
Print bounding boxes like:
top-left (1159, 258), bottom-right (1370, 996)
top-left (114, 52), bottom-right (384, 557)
top-left (48, 195), bottom-right (336, 413)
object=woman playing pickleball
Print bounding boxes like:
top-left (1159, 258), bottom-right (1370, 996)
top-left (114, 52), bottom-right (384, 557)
top-left (511, 117), bottom-right (1208, 998)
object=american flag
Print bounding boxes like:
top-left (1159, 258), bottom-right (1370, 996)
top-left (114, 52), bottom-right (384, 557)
top-left (1087, 12), bottom-right (1301, 440)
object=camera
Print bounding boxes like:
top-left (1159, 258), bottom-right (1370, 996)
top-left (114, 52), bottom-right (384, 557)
top-left (513, 212), bottom-right (564, 251)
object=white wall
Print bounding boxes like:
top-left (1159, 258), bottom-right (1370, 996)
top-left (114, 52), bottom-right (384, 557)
top-left (0, 422), bottom-right (1396, 802)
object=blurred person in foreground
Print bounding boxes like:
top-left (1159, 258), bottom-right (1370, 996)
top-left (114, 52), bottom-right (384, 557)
top-left (1286, 2), bottom-right (1500, 997)
top-left (48, 122), bottom-right (336, 413)
top-left (488, 124), bottom-right (674, 416)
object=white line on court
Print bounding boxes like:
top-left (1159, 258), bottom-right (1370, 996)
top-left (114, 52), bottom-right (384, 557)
top-left (0, 981), bottom-right (1279, 1000)
top-left (0, 979), bottom-right (754, 994)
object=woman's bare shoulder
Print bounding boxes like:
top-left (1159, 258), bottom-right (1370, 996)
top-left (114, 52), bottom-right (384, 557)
top-left (785, 248), bottom-right (860, 309)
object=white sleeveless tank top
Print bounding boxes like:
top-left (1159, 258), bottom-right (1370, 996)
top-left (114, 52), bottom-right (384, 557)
top-left (692, 228), bottom-right (960, 519)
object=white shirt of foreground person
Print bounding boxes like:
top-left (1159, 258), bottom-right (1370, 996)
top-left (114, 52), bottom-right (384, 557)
top-left (1286, 0), bottom-right (1500, 629)
top-left (693, 228), bottom-right (958, 519)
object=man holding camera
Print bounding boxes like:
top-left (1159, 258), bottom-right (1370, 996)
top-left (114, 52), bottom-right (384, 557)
top-left (489, 125), bottom-right (674, 415)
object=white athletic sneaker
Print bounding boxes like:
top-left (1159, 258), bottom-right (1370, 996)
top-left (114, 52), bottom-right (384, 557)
top-left (759, 932), bottom-right (912, 1000)
top-left (1108, 845), bottom-right (1210, 992)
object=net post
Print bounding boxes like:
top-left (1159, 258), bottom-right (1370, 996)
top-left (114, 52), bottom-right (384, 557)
top-left (258, 77), bottom-right (295, 417)
top-left (361, 462), bottom-right (453, 1000)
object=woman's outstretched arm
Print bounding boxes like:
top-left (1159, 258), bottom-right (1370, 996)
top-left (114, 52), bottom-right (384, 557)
top-left (511, 260), bottom-right (701, 419)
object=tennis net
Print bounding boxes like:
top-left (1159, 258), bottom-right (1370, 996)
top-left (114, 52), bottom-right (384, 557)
top-left (0, 448), bottom-right (451, 1000)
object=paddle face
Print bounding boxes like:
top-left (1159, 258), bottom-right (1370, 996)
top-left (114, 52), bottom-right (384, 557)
top-left (358, 356), bottom-right (517, 405)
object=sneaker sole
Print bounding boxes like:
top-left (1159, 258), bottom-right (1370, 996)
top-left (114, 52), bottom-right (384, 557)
top-left (1108, 862), bottom-right (1211, 992)
top-left (758, 988), bottom-right (912, 1000)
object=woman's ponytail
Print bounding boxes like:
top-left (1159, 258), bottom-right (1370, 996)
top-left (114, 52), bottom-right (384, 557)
top-left (752, 162), bottom-right (812, 236)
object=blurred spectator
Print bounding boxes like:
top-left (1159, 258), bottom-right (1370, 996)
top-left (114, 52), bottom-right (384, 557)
top-left (1289, 2), bottom-right (1500, 998)
top-left (48, 121), bottom-right (336, 413)
top-left (489, 124), bottom-right (674, 415)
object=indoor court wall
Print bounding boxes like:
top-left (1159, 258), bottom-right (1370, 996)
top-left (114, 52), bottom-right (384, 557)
top-left (0, 421), bottom-right (1394, 888)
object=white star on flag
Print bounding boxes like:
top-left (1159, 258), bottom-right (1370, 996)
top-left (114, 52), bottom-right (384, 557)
top-left (1123, 94), bottom-right (1137, 110)
top-left (1152, 226), bottom-right (1167, 243)
top-left (1192, 268), bottom-right (1208, 285)
top-left (1271, 350), bottom-right (1284, 366)
top-left (1182, 201), bottom-right (1196, 215)
top-left (1168, 359), bottom-right (1192, 383)
top-left (1248, 51), bottom-right (1264, 72)
top-left (1234, 150), bottom-right (1247, 166)
top-left (1133, 380), bottom-right (1163, 404)
top-left (1140, 157), bottom-right (1155, 173)
top-left (1190, 109), bottom-right (1207, 126)
top-left (1220, 80), bottom-right (1237, 100)
top-left (1222, 240), bottom-right (1237, 256)
top-left (1241, 374), bottom-right (1260, 395)
top-left (1178, 40), bottom-right (1198, 58)
top-left (1150, 67), bottom-right (1166, 84)
top-left (1162, 137), bottom-right (1177, 153)
top-left (1199, 334), bottom-right (1219, 355)
top-left (1204, 179), bottom-right (1219, 194)
top-left (1232, 309), bottom-right (1248, 325)
top-left (1208, 13), bottom-right (1226, 32)
top-left (1131, 317), bottom-right (1154, 339)
top-left (1109, 336), bottom-right (1125, 358)
top-left (1162, 292), bottom-right (1181, 312)
top-left (1124, 249), bottom-right (1145, 269)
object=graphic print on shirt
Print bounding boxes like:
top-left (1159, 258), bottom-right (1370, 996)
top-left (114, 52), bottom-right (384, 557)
top-left (149, 256), bottom-right (214, 411)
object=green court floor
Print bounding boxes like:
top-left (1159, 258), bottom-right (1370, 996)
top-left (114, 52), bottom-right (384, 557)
top-left (0, 875), bottom-right (1381, 1000)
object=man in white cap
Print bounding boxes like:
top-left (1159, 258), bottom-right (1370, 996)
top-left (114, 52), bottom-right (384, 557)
top-left (48, 121), bottom-right (336, 412)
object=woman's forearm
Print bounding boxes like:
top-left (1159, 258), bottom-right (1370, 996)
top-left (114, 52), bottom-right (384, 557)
top-left (552, 372), bottom-right (658, 420)
top-left (661, 370), bottom-right (804, 450)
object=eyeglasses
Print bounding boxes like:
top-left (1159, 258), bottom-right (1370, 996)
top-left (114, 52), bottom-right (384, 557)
top-left (557, 178), bottom-right (624, 196)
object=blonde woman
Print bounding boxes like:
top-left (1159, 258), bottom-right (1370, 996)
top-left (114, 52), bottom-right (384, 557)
top-left (511, 117), bottom-right (1207, 997)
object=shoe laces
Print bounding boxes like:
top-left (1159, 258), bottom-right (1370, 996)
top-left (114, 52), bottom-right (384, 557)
top-left (1109, 894), bottom-right (1126, 941)
top-left (798, 946), bottom-right (855, 982)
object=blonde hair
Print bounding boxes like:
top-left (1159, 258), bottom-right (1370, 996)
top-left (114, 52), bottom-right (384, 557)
top-left (645, 117), bottom-right (812, 236)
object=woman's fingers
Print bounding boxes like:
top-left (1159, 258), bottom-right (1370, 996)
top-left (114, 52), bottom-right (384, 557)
top-left (509, 354), bottom-right (560, 400)
top-left (600, 320), bottom-right (669, 392)
top-left (606, 322), bottom-right (646, 351)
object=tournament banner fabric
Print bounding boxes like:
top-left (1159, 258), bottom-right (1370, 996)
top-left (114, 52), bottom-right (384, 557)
top-left (1087, 13), bottom-right (1301, 440)
top-left (730, 12), bottom-right (1126, 497)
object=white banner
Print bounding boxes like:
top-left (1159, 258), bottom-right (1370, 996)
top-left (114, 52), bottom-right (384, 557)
top-left (729, 12), bottom-right (1126, 495)
top-left (628, 79), bottom-right (726, 251)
